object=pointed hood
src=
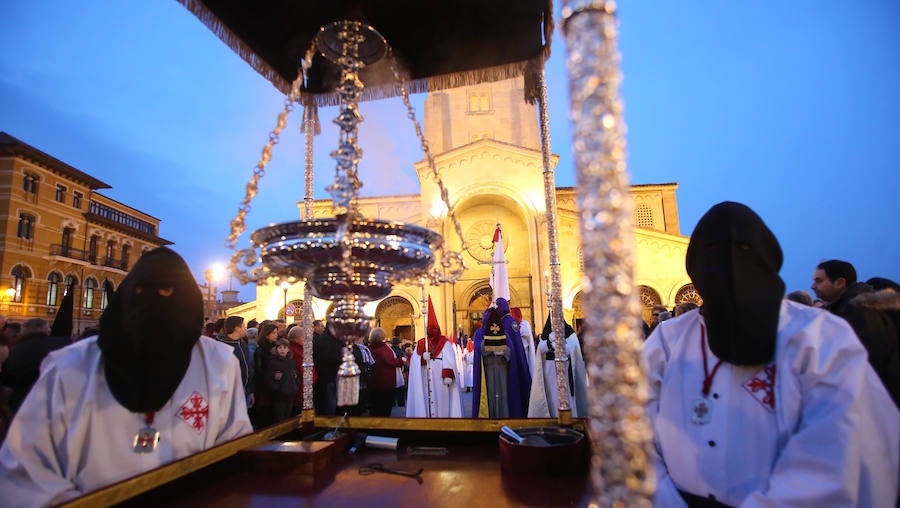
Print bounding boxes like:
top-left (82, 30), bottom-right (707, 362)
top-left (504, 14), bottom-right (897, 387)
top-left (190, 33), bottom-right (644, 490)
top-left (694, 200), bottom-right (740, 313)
top-left (686, 201), bottom-right (784, 365)
top-left (490, 224), bottom-right (511, 304)
top-left (50, 284), bottom-right (74, 337)
top-left (98, 247), bottom-right (204, 413)
top-left (425, 295), bottom-right (447, 352)
top-left (540, 314), bottom-right (575, 341)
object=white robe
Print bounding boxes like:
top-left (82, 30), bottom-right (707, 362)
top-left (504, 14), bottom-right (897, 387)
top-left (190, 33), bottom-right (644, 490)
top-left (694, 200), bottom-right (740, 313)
top-left (464, 348), bottom-right (475, 389)
top-left (643, 302), bottom-right (899, 507)
top-left (405, 341), bottom-right (463, 418)
top-left (519, 320), bottom-right (535, 376)
top-left (527, 331), bottom-right (588, 418)
top-left (453, 343), bottom-right (466, 390)
top-left (0, 336), bottom-right (252, 508)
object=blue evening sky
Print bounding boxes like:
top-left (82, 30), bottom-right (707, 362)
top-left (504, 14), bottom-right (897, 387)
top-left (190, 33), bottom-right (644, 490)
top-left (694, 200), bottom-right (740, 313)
top-left (2, 2), bottom-right (898, 303)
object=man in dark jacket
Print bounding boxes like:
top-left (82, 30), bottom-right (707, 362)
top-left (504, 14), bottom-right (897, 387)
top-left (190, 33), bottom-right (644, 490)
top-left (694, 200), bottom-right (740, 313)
top-left (812, 259), bottom-right (900, 406)
top-left (0, 318), bottom-right (70, 413)
top-left (312, 322), bottom-right (343, 416)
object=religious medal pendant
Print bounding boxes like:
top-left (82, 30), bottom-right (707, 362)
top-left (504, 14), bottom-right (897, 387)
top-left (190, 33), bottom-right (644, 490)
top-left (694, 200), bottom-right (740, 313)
top-left (133, 426), bottom-right (160, 453)
top-left (691, 397), bottom-right (711, 425)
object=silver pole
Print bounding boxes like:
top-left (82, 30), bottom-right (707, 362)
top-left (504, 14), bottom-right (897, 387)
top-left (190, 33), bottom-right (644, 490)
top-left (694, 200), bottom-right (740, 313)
top-left (562, 1), bottom-right (653, 505)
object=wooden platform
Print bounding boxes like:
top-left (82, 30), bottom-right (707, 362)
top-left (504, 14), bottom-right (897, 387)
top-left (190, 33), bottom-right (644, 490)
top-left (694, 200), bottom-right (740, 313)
top-left (60, 418), bottom-right (593, 507)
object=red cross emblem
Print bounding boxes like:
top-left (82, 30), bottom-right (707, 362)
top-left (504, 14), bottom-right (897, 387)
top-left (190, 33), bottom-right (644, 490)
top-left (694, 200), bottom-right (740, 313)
top-left (177, 391), bottom-right (209, 432)
top-left (744, 364), bottom-right (776, 412)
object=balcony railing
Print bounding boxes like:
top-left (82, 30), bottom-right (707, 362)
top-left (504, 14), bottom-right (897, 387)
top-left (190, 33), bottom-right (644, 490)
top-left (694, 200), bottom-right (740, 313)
top-left (50, 244), bottom-right (127, 270)
top-left (50, 244), bottom-right (92, 262)
top-left (102, 256), bottom-right (128, 271)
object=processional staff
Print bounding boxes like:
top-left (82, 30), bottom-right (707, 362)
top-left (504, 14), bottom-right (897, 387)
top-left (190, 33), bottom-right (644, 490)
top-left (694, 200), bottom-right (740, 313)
top-left (420, 281), bottom-right (437, 418)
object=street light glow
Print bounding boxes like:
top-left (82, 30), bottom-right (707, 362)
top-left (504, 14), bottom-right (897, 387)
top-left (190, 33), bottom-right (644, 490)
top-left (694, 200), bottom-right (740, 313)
top-left (210, 263), bottom-right (226, 281)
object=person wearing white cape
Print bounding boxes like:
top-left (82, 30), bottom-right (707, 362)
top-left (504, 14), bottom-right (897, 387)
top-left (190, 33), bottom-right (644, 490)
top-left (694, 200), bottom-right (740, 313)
top-left (527, 317), bottom-right (589, 418)
top-left (645, 202), bottom-right (898, 507)
top-left (405, 297), bottom-right (462, 418)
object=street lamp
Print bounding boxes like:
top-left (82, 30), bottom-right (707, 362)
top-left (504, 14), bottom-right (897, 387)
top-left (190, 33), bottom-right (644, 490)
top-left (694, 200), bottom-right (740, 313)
top-left (4, 287), bottom-right (16, 312)
top-left (204, 264), bottom-right (225, 321)
top-left (280, 281), bottom-right (291, 321)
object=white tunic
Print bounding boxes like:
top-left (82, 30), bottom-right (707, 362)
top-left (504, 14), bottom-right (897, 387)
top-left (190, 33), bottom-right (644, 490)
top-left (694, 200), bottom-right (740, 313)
top-left (405, 341), bottom-right (463, 418)
top-left (464, 347), bottom-right (475, 389)
top-left (527, 331), bottom-right (588, 418)
top-left (643, 302), bottom-right (899, 507)
top-left (0, 336), bottom-right (252, 507)
top-left (519, 320), bottom-right (535, 376)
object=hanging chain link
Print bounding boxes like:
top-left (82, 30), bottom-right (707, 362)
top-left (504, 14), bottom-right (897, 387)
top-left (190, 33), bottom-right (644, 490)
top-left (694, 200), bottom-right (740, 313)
top-left (387, 47), bottom-right (468, 285)
top-left (225, 45), bottom-right (316, 284)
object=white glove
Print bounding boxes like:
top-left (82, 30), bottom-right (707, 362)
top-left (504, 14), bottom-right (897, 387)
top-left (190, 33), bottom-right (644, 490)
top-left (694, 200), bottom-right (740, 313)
top-left (423, 351), bottom-right (431, 361)
top-left (442, 377), bottom-right (453, 387)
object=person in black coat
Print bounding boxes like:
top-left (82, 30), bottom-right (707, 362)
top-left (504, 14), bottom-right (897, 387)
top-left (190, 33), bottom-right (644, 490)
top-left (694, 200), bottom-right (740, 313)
top-left (812, 260), bottom-right (900, 406)
top-left (313, 322), bottom-right (344, 416)
top-left (0, 318), bottom-right (70, 414)
top-left (265, 338), bottom-right (300, 422)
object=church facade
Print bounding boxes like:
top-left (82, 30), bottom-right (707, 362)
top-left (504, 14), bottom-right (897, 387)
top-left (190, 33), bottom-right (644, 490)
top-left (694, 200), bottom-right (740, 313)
top-left (229, 79), bottom-right (698, 340)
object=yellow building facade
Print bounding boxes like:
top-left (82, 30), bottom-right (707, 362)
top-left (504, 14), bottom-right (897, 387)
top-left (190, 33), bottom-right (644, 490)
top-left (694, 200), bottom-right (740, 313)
top-left (231, 79), bottom-right (699, 339)
top-left (0, 132), bottom-right (171, 334)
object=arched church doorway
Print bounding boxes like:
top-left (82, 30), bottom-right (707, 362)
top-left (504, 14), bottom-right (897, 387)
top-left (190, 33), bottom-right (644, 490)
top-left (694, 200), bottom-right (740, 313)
top-left (467, 285), bottom-right (493, 336)
top-left (572, 290), bottom-right (584, 333)
top-left (375, 296), bottom-right (416, 344)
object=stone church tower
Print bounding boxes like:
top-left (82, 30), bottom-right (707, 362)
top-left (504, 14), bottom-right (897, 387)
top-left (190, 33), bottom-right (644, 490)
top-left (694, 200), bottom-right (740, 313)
top-left (239, 78), bottom-right (697, 339)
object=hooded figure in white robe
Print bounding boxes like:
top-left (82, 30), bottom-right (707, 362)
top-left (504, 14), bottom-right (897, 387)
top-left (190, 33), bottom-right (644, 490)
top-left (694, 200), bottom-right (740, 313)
top-left (0, 247), bottom-right (252, 507)
top-left (406, 297), bottom-right (462, 418)
top-left (510, 307), bottom-right (535, 376)
top-left (644, 202), bottom-right (899, 507)
top-left (528, 318), bottom-right (588, 418)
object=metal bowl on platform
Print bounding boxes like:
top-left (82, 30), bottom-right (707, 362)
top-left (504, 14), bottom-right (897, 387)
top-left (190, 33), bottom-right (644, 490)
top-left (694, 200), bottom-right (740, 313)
top-left (252, 216), bottom-right (443, 301)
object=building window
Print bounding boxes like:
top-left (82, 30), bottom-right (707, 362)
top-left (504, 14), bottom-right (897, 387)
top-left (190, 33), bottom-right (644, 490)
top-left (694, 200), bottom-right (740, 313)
top-left (17, 213), bottom-right (35, 239)
top-left (83, 278), bottom-right (97, 309)
top-left (55, 184), bottom-right (67, 203)
top-left (468, 91), bottom-right (490, 112)
top-left (11, 265), bottom-right (30, 303)
top-left (88, 201), bottom-right (156, 235)
top-left (73, 191), bottom-right (83, 209)
top-left (61, 227), bottom-right (74, 256)
top-left (121, 244), bottom-right (131, 268)
top-left (23, 173), bottom-right (39, 194)
top-left (634, 203), bottom-right (655, 229)
top-left (101, 279), bottom-right (111, 310)
top-left (89, 235), bottom-right (99, 263)
top-left (47, 272), bottom-right (62, 306)
top-left (106, 240), bottom-right (115, 264)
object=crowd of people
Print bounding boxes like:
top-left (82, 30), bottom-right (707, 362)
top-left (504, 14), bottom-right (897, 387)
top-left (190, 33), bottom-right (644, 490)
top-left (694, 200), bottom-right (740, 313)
top-left (0, 200), bottom-right (898, 506)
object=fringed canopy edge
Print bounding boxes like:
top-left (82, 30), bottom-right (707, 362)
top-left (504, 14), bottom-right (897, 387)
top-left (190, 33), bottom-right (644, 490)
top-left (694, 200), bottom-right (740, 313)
top-left (177, 0), bottom-right (553, 106)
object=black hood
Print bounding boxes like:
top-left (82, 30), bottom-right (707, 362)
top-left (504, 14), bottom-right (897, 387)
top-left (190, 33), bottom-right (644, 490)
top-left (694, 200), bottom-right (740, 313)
top-left (539, 315), bottom-right (575, 342)
top-left (98, 247), bottom-right (203, 413)
top-left (685, 202), bottom-right (784, 365)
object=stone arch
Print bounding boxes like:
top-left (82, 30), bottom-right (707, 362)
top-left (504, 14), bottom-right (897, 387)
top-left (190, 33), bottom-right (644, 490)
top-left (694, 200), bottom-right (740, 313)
top-left (279, 298), bottom-right (304, 322)
top-left (638, 285), bottom-right (663, 324)
top-left (572, 290), bottom-right (584, 331)
top-left (375, 295), bottom-right (416, 343)
top-left (674, 283), bottom-right (703, 306)
top-left (466, 284), bottom-right (493, 335)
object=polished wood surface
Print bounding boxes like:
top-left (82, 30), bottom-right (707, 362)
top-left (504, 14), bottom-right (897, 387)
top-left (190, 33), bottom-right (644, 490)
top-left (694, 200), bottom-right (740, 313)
top-left (109, 428), bottom-right (592, 507)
